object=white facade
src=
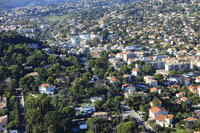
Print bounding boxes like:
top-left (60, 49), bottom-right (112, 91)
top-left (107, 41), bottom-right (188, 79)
top-left (39, 84), bottom-right (56, 95)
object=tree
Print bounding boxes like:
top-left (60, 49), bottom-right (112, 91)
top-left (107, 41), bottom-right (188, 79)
top-left (92, 37), bottom-right (100, 45)
top-left (87, 118), bottom-right (101, 132)
top-left (94, 100), bottom-right (103, 111)
top-left (19, 76), bottom-right (37, 93)
top-left (117, 121), bottom-right (138, 133)
top-left (143, 63), bottom-right (155, 75)
top-left (169, 70), bottom-right (178, 76)
top-left (154, 74), bottom-right (164, 84)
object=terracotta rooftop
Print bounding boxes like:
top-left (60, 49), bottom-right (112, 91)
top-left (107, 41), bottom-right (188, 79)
top-left (149, 106), bottom-right (166, 114)
top-left (40, 84), bottom-right (55, 88)
top-left (185, 117), bottom-right (197, 122)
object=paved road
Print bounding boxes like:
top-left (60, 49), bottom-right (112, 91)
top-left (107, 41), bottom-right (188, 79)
top-left (122, 105), bottom-right (155, 132)
top-left (15, 88), bottom-right (25, 133)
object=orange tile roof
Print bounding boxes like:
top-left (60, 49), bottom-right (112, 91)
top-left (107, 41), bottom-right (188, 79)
top-left (171, 84), bottom-right (180, 88)
top-left (156, 115), bottom-right (165, 120)
top-left (149, 107), bottom-right (165, 114)
top-left (166, 114), bottom-right (174, 120)
top-left (188, 85), bottom-right (195, 89)
top-left (181, 97), bottom-right (188, 101)
top-left (40, 84), bottom-right (55, 88)
top-left (132, 68), bottom-right (139, 71)
top-left (185, 117), bottom-right (197, 122)
top-left (150, 87), bottom-right (157, 92)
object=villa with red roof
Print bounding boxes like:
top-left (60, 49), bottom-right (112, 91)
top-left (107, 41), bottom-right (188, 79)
top-left (149, 106), bottom-right (168, 119)
top-left (156, 114), bottom-right (174, 127)
top-left (39, 84), bottom-right (56, 95)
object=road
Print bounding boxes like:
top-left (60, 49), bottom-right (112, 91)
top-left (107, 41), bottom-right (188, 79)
top-left (122, 105), bottom-right (155, 132)
top-left (15, 88), bottom-right (26, 133)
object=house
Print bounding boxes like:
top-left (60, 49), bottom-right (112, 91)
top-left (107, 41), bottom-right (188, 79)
top-left (180, 97), bottom-right (191, 104)
top-left (150, 88), bottom-right (162, 94)
top-left (184, 117), bottom-right (198, 124)
top-left (124, 85), bottom-right (136, 92)
top-left (184, 78), bottom-right (190, 86)
top-left (176, 92), bottom-right (186, 98)
top-left (131, 68), bottom-right (140, 77)
top-left (195, 76), bottom-right (200, 83)
top-left (79, 121), bottom-right (88, 130)
top-left (0, 115), bottom-right (8, 132)
top-left (125, 89), bottom-right (135, 99)
top-left (150, 100), bottom-right (162, 107)
top-left (156, 114), bottom-right (174, 128)
top-left (198, 86), bottom-right (200, 96)
top-left (107, 76), bottom-right (119, 84)
top-left (38, 84), bottom-right (56, 95)
top-left (80, 104), bottom-right (95, 114)
top-left (90, 96), bottom-right (103, 103)
top-left (144, 76), bottom-right (158, 87)
top-left (149, 106), bottom-right (168, 119)
top-left (188, 85), bottom-right (198, 95)
top-left (123, 74), bottom-right (132, 82)
top-left (170, 84), bottom-right (180, 91)
top-left (92, 112), bottom-right (108, 119)
top-left (0, 97), bottom-right (7, 110)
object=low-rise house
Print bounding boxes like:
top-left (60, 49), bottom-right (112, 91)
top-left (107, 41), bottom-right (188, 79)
top-left (79, 121), bottom-right (88, 130)
top-left (38, 84), bottom-right (56, 95)
top-left (149, 106), bottom-right (168, 119)
top-left (188, 85), bottom-right (198, 95)
top-left (0, 115), bottom-right (8, 132)
top-left (90, 96), bottom-right (103, 103)
top-left (92, 112), bottom-right (108, 119)
top-left (170, 84), bottom-right (180, 91)
top-left (0, 97), bottom-right (7, 110)
top-left (123, 74), bottom-right (132, 82)
top-left (176, 92), bottom-right (186, 98)
top-left (107, 76), bottom-right (119, 84)
top-left (150, 100), bottom-right (162, 107)
top-left (124, 85), bottom-right (136, 92)
top-left (180, 97), bottom-right (191, 104)
top-left (184, 117), bottom-right (198, 124)
top-left (198, 86), bottom-right (200, 96)
top-left (125, 89), bottom-right (135, 99)
top-left (195, 76), bottom-right (200, 83)
top-left (150, 87), bottom-right (162, 94)
top-left (80, 104), bottom-right (96, 114)
top-left (156, 114), bottom-right (174, 128)
top-left (131, 68), bottom-right (140, 77)
top-left (144, 76), bottom-right (158, 87)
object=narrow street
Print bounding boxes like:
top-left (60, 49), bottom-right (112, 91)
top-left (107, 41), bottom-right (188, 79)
top-left (15, 88), bottom-right (25, 133)
top-left (122, 105), bottom-right (155, 132)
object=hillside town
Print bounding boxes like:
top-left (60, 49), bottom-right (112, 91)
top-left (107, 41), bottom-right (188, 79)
top-left (0, 0), bottom-right (200, 132)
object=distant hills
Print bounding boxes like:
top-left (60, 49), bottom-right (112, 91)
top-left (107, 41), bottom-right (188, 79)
top-left (0, 0), bottom-right (135, 11)
top-left (0, 0), bottom-right (78, 10)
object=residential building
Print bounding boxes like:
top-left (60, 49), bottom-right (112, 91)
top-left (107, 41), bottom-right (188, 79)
top-left (149, 106), bottom-right (168, 119)
top-left (92, 112), bottom-right (108, 119)
top-left (180, 97), bottom-right (191, 104)
top-left (80, 103), bottom-right (95, 114)
top-left (131, 68), bottom-right (140, 77)
top-left (38, 84), bottom-right (56, 95)
top-left (0, 115), bottom-right (8, 132)
top-left (156, 114), bottom-right (174, 128)
top-left (165, 62), bottom-right (190, 72)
